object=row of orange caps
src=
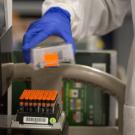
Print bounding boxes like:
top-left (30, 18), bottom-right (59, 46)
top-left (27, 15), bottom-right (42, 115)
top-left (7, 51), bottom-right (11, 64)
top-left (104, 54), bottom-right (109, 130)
top-left (19, 90), bottom-right (58, 101)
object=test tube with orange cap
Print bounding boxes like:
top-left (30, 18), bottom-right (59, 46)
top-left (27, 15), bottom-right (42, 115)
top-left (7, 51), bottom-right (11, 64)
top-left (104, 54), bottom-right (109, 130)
top-left (28, 90), bottom-right (34, 113)
top-left (19, 90), bottom-right (28, 112)
top-left (24, 90), bottom-right (31, 112)
top-left (36, 90), bottom-right (44, 113)
top-left (46, 90), bottom-right (51, 114)
top-left (32, 90), bottom-right (38, 113)
top-left (41, 90), bottom-right (48, 113)
top-left (50, 90), bottom-right (58, 113)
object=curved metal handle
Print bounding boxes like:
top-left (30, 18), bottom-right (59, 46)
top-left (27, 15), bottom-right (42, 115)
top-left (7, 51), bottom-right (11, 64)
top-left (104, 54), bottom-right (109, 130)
top-left (57, 64), bottom-right (125, 103)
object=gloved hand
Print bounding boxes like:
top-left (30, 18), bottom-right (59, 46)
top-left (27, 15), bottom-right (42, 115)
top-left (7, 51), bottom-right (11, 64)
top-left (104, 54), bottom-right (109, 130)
top-left (22, 7), bottom-right (76, 64)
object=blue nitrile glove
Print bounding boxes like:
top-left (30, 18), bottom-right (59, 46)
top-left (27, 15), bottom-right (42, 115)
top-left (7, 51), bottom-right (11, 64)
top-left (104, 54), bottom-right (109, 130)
top-left (22, 7), bottom-right (76, 64)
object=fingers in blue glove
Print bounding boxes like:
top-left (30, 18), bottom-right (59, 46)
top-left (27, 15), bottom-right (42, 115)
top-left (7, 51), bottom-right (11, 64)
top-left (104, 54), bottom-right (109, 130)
top-left (22, 7), bottom-right (76, 64)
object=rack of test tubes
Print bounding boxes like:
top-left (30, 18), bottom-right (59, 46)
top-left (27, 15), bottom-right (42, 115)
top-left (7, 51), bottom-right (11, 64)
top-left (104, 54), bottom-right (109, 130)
top-left (16, 89), bottom-right (61, 125)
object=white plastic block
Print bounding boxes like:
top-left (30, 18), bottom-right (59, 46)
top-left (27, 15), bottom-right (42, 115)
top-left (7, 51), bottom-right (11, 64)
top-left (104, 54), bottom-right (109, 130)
top-left (31, 44), bottom-right (75, 70)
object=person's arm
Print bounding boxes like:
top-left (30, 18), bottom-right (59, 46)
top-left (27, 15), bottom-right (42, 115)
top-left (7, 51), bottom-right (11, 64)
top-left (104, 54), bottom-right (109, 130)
top-left (42, 0), bottom-right (130, 40)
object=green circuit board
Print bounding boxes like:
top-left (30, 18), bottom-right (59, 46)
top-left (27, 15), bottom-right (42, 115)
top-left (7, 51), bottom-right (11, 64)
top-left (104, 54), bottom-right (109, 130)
top-left (63, 79), bottom-right (109, 126)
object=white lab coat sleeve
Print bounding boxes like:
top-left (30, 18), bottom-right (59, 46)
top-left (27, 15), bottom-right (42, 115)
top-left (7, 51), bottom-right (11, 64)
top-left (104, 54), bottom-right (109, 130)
top-left (42, 0), bottom-right (130, 40)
